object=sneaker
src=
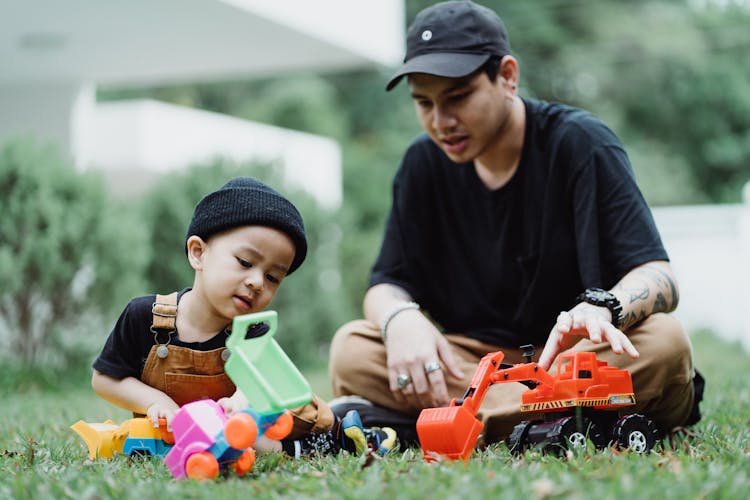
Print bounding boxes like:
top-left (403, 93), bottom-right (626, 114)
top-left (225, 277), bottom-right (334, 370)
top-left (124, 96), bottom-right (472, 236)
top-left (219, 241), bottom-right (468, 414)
top-left (282, 410), bottom-right (397, 458)
top-left (284, 429), bottom-right (340, 458)
top-left (684, 369), bottom-right (705, 426)
top-left (330, 396), bottom-right (419, 446)
top-left (339, 409), bottom-right (398, 456)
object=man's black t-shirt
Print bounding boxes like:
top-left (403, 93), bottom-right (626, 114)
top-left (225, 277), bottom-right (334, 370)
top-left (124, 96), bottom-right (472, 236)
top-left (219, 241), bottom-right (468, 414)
top-left (370, 98), bottom-right (667, 347)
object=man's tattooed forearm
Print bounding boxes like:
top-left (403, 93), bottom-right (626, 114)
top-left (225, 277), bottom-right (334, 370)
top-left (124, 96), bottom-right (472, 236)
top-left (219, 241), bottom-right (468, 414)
top-left (643, 264), bottom-right (679, 305)
top-left (638, 265), bottom-right (678, 310)
top-left (613, 262), bottom-right (678, 328)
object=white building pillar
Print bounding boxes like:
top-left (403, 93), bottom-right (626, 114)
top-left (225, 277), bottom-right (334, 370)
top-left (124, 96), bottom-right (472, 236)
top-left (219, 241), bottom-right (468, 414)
top-left (0, 82), bottom-right (94, 161)
top-left (739, 182), bottom-right (750, 351)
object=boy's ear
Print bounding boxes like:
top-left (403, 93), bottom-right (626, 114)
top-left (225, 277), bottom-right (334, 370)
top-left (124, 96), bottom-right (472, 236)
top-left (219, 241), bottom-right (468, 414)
top-left (186, 235), bottom-right (208, 270)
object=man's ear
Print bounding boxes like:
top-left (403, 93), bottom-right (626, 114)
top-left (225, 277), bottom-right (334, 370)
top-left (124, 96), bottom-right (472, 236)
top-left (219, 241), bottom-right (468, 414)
top-left (499, 55), bottom-right (519, 91)
top-left (186, 235), bottom-right (208, 270)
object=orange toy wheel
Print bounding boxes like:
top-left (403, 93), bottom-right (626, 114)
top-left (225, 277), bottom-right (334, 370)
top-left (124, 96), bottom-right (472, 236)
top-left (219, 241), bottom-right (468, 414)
top-left (225, 413), bottom-right (258, 449)
top-left (264, 411), bottom-right (293, 441)
top-left (185, 451), bottom-right (220, 481)
top-left (233, 448), bottom-right (256, 477)
top-left (157, 418), bottom-right (175, 444)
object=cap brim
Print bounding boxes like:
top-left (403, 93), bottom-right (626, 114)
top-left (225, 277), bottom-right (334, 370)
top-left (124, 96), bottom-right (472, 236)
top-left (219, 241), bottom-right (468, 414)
top-left (385, 52), bottom-right (492, 91)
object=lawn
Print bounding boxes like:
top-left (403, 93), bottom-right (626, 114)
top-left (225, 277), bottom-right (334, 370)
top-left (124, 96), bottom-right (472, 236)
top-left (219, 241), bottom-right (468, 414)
top-left (1, 331), bottom-right (748, 499)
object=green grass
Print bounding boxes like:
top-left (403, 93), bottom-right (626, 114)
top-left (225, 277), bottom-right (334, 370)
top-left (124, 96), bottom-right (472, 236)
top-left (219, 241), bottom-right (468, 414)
top-left (1, 331), bottom-right (748, 499)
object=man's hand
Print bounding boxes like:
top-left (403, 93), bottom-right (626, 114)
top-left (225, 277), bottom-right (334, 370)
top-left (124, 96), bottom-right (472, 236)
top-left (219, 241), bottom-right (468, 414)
top-left (384, 309), bottom-right (464, 410)
top-left (538, 302), bottom-right (639, 371)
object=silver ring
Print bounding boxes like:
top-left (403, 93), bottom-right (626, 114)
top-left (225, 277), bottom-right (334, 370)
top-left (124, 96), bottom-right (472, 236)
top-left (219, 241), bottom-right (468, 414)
top-left (424, 361), bottom-right (441, 374)
top-left (396, 373), bottom-right (412, 389)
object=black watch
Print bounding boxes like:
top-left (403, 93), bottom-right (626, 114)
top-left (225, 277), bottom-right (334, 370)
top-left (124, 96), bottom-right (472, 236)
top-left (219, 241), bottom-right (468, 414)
top-left (576, 287), bottom-right (623, 328)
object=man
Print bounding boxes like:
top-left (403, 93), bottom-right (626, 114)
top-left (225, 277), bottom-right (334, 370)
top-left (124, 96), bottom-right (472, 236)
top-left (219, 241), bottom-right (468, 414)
top-left (329, 0), bottom-right (701, 445)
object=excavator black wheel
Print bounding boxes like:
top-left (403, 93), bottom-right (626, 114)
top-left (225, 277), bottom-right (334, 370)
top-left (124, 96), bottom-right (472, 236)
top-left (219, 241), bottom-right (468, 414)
top-left (560, 416), bottom-right (602, 451)
top-left (612, 414), bottom-right (659, 453)
top-left (507, 420), bottom-right (536, 454)
top-left (547, 416), bottom-right (604, 454)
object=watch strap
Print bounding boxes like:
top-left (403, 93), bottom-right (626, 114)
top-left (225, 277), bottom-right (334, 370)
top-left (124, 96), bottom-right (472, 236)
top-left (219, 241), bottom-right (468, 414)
top-left (576, 288), bottom-right (623, 328)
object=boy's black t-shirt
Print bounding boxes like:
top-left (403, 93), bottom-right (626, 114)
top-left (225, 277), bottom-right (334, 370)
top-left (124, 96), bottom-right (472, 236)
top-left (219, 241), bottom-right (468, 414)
top-left (370, 98), bottom-right (667, 347)
top-left (93, 289), bottom-right (267, 380)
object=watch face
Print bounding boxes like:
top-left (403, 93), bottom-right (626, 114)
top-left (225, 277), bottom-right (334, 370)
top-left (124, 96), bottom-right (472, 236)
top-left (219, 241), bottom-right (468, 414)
top-left (578, 288), bottom-right (622, 327)
top-left (588, 289), bottom-right (609, 301)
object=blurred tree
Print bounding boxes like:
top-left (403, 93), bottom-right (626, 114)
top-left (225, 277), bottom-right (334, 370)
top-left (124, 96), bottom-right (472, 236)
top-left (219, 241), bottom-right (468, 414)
top-left (614, 5), bottom-right (750, 203)
top-left (403, 0), bottom-right (750, 203)
top-left (139, 160), bottom-right (243, 292)
top-left (0, 138), bottom-right (149, 367)
top-left (323, 71), bottom-right (422, 314)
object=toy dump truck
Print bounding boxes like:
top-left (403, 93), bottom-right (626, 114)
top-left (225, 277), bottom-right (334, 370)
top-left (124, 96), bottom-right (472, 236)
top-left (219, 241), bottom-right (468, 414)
top-left (224, 310), bottom-right (313, 414)
top-left (164, 399), bottom-right (294, 480)
top-left (417, 347), bottom-right (658, 461)
top-left (71, 417), bottom-right (174, 460)
top-left (165, 399), bottom-right (258, 480)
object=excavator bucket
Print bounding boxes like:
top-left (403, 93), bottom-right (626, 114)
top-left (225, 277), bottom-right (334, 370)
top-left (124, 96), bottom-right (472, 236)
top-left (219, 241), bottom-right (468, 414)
top-left (70, 420), bottom-right (127, 460)
top-left (417, 404), bottom-right (483, 462)
top-left (225, 311), bottom-right (313, 414)
top-left (417, 351), bottom-right (508, 462)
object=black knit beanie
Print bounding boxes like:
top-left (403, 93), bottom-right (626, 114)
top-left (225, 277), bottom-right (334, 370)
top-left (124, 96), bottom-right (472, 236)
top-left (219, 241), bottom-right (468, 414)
top-left (186, 177), bottom-right (307, 275)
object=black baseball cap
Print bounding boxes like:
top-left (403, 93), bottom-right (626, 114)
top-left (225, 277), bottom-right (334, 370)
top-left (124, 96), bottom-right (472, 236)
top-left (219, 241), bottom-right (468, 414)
top-left (386, 1), bottom-right (511, 91)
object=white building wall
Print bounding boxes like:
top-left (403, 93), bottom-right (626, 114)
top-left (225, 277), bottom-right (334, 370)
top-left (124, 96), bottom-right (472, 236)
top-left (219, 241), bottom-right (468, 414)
top-left (224, 0), bottom-right (405, 68)
top-left (653, 191), bottom-right (750, 351)
top-left (0, 83), bottom-right (84, 149)
top-left (79, 99), bottom-right (342, 208)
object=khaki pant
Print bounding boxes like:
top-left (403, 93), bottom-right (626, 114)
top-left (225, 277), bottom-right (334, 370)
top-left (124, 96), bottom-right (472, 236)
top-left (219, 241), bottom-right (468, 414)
top-left (329, 313), bottom-right (695, 443)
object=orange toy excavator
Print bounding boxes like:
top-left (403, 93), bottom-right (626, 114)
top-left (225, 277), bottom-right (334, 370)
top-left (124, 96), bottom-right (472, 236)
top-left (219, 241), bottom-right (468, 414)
top-left (417, 346), bottom-right (658, 461)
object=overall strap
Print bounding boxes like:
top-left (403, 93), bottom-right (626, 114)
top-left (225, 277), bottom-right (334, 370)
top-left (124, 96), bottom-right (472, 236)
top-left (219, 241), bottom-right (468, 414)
top-left (151, 292), bottom-right (178, 331)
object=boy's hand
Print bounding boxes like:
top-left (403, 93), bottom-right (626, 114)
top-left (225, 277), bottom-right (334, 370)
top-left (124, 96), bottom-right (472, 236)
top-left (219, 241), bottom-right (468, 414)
top-left (217, 389), bottom-right (249, 415)
top-left (147, 401), bottom-right (180, 431)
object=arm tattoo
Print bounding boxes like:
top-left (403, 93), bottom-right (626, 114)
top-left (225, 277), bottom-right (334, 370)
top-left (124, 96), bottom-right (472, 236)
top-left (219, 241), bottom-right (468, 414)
top-left (638, 264), bottom-right (679, 309)
top-left (652, 292), bottom-right (668, 314)
top-left (628, 287), bottom-right (650, 304)
top-left (648, 264), bottom-right (679, 304)
top-left (613, 263), bottom-right (677, 329)
top-left (621, 309), bottom-right (647, 329)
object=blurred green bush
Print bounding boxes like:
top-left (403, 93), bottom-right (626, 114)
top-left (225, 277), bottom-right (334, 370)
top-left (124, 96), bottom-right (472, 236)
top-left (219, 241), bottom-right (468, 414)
top-left (0, 138), bottom-right (149, 369)
top-left (0, 144), bottom-right (366, 374)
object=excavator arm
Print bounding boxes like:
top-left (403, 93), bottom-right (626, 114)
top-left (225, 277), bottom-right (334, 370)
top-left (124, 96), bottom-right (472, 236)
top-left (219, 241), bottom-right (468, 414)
top-left (451, 351), bottom-right (506, 414)
top-left (417, 349), bottom-right (561, 461)
top-left (489, 362), bottom-right (557, 391)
